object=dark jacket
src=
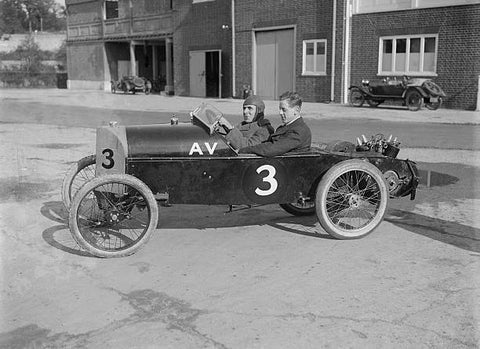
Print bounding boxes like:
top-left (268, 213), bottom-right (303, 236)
top-left (225, 115), bottom-right (273, 149)
top-left (239, 117), bottom-right (311, 157)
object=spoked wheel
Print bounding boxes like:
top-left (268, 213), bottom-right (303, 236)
top-left (349, 88), bottom-right (365, 107)
top-left (405, 90), bottom-right (422, 111)
top-left (425, 96), bottom-right (443, 110)
top-left (69, 174), bottom-right (159, 258)
top-left (315, 160), bottom-right (388, 239)
top-left (62, 155), bottom-right (96, 209)
top-left (280, 200), bottom-right (316, 216)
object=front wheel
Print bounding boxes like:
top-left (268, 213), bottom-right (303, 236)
top-left (315, 160), bottom-right (388, 239)
top-left (280, 200), bottom-right (316, 216)
top-left (62, 155), bottom-right (96, 209)
top-left (349, 88), bottom-right (365, 107)
top-left (111, 82), bottom-right (116, 94)
top-left (69, 174), bottom-right (159, 258)
top-left (425, 96), bottom-right (443, 110)
top-left (405, 90), bottom-right (422, 111)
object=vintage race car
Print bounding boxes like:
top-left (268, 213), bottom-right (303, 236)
top-left (62, 104), bottom-right (419, 258)
top-left (111, 76), bottom-right (152, 95)
top-left (349, 76), bottom-right (446, 111)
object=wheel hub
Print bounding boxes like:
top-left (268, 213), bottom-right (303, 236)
top-left (106, 210), bottom-right (129, 224)
top-left (348, 194), bottom-right (362, 208)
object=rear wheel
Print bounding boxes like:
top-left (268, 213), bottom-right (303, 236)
top-left (62, 155), bottom-right (96, 209)
top-left (69, 174), bottom-right (158, 258)
top-left (425, 96), bottom-right (443, 110)
top-left (349, 88), bottom-right (365, 107)
top-left (315, 160), bottom-right (388, 239)
top-left (405, 90), bottom-right (422, 111)
top-left (280, 200), bottom-right (315, 216)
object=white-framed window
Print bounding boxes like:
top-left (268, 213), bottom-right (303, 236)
top-left (379, 34), bottom-right (438, 76)
top-left (302, 39), bottom-right (327, 76)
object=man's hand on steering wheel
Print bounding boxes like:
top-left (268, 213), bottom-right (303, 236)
top-left (214, 116), bottom-right (233, 135)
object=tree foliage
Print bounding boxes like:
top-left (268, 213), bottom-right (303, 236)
top-left (0, 0), bottom-right (66, 34)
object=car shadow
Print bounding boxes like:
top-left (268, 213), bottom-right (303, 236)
top-left (40, 201), bottom-right (479, 256)
top-left (385, 208), bottom-right (480, 253)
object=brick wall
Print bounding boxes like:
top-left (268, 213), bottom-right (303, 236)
top-left (350, 4), bottom-right (480, 110)
top-left (172, 0), bottom-right (232, 97)
top-left (235, 0), bottom-right (346, 103)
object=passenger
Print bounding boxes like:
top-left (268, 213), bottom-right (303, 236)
top-left (239, 91), bottom-right (311, 157)
top-left (214, 95), bottom-right (273, 150)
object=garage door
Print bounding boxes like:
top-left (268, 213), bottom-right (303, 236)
top-left (255, 29), bottom-right (294, 100)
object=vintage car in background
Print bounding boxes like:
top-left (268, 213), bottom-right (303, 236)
top-left (62, 104), bottom-right (419, 258)
top-left (349, 76), bottom-right (446, 111)
top-left (111, 76), bottom-right (152, 95)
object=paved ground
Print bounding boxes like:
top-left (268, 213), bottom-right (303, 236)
top-left (1, 88), bottom-right (479, 125)
top-left (0, 88), bottom-right (479, 348)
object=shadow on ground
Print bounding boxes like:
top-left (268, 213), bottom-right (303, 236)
top-left (41, 197), bottom-right (480, 257)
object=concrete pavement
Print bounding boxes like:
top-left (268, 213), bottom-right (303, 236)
top-left (1, 88), bottom-right (479, 125)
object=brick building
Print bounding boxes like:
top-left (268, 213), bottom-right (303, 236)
top-left (350, 0), bottom-right (480, 110)
top-left (65, 0), bottom-right (479, 110)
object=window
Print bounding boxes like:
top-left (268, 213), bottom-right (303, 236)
top-left (379, 35), bottom-right (438, 75)
top-left (105, 0), bottom-right (118, 19)
top-left (302, 39), bottom-right (327, 76)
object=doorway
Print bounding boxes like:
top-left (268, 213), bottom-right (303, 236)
top-left (189, 50), bottom-right (222, 98)
top-left (255, 28), bottom-right (295, 100)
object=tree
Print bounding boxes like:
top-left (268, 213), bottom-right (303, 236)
top-left (16, 34), bottom-right (43, 72)
top-left (0, 0), bottom-right (27, 34)
top-left (0, 0), bottom-right (66, 34)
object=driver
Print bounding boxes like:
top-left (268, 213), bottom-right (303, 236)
top-left (214, 95), bottom-right (273, 150)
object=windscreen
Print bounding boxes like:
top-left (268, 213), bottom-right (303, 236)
top-left (190, 103), bottom-right (223, 135)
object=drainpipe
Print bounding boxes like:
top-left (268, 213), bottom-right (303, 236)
top-left (330, 0), bottom-right (337, 102)
top-left (343, 0), bottom-right (352, 104)
top-left (231, 0), bottom-right (236, 98)
top-left (477, 75), bottom-right (480, 111)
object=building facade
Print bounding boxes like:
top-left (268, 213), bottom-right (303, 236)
top-left (65, 0), bottom-right (480, 110)
top-left (350, 0), bottom-right (480, 110)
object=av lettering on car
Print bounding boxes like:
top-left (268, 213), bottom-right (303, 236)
top-left (242, 161), bottom-right (287, 203)
top-left (189, 142), bottom-right (218, 155)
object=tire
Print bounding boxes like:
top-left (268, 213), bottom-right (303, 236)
top-left (425, 96), bottom-right (443, 110)
top-left (315, 159), bottom-right (388, 240)
top-left (349, 88), bottom-right (365, 107)
top-left (69, 174), bottom-right (159, 258)
top-left (62, 155), bottom-right (96, 209)
top-left (405, 90), bottom-right (422, 111)
top-left (111, 82), bottom-right (116, 94)
top-left (280, 201), bottom-right (316, 216)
